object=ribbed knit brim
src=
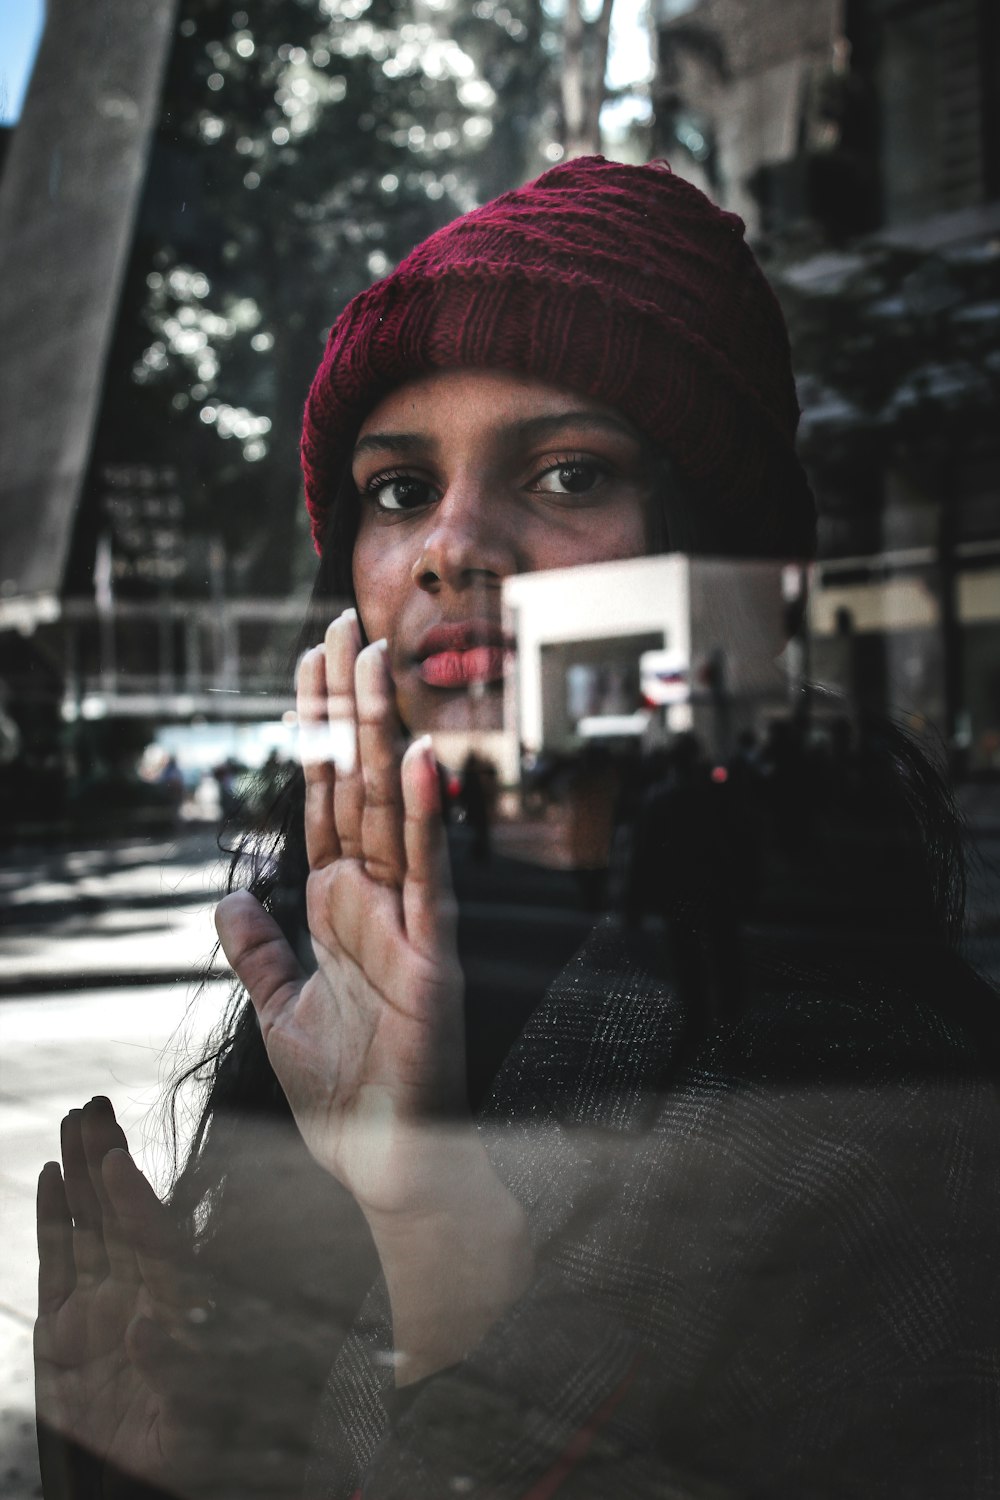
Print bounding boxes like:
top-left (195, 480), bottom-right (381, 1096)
top-left (301, 156), bottom-right (815, 557)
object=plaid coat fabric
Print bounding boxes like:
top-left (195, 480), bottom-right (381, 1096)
top-left (309, 920), bottom-right (1000, 1500)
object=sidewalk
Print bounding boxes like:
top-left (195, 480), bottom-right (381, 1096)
top-left (0, 979), bottom-right (227, 1497)
top-left (0, 830), bottom-right (229, 1497)
top-left (0, 829), bottom-right (228, 995)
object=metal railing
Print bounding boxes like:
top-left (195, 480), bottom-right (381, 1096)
top-left (53, 596), bottom-right (350, 719)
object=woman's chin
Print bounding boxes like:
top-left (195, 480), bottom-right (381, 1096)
top-left (402, 682), bottom-right (506, 738)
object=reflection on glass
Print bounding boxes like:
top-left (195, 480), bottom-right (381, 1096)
top-left (2, 18), bottom-right (999, 1492)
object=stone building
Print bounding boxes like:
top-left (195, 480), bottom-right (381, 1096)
top-left (652, 0), bottom-right (997, 239)
top-left (652, 0), bottom-right (1000, 769)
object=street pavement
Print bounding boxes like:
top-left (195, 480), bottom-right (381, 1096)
top-left (0, 831), bottom-right (229, 1498)
top-left (0, 830), bottom-right (229, 994)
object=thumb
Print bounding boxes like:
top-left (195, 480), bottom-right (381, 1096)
top-left (215, 890), bottom-right (305, 1040)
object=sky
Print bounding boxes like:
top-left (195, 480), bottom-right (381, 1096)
top-left (0, 0), bottom-right (649, 127)
top-left (607, 0), bottom-right (653, 91)
top-left (0, 0), bottom-right (45, 124)
top-left (605, 0), bottom-right (654, 135)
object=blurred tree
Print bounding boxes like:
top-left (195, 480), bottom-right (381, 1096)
top-left (649, 16), bottom-right (728, 191)
top-left (560, 0), bottom-right (615, 158)
top-left (774, 235), bottom-right (1000, 748)
top-left (73, 0), bottom-right (563, 602)
top-left (774, 238), bottom-right (1000, 508)
top-left (644, 9), bottom-right (998, 536)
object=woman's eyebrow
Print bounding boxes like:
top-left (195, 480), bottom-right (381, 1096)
top-left (353, 411), bottom-right (639, 462)
top-left (508, 411), bottom-right (641, 443)
top-left (352, 431), bottom-right (430, 460)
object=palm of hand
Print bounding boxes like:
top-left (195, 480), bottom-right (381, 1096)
top-left (35, 1276), bottom-right (167, 1474)
top-left (217, 616), bottom-right (466, 1218)
top-left (307, 866), bottom-right (464, 1206)
top-left (35, 1104), bottom-right (202, 1496)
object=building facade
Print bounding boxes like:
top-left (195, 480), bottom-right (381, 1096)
top-left (653, 0), bottom-right (1000, 770)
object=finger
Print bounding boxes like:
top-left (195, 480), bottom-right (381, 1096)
top-left (78, 1097), bottom-right (128, 1213)
top-left (60, 1111), bottom-right (108, 1284)
top-left (356, 638), bottom-right (407, 888)
top-left (102, 1150), bottom-right (206, 1323)
top-left (401, 736), bottom-right (458, 961)
top-left (325, 610), bottom-right (364, 860)
top-left (335, 859), bottom-right (403, 981)
top-left (215, 890), bottom-right (305, 1046)
top-left (298, 644), bottom-right (340, 871)
top-left (80, 1096), bottom-right (139, 1284)
top-left (36, 1163), bottom-right (75, 1312)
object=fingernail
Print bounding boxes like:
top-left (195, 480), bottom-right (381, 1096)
top-left (295, 645), bottom-right (321, 689)
top-left (356, 639), bottom-right (389, 677)
top-left (334, 608), bottom-right (359, 642)
top-left (412, 734), bottom-right (436, 769)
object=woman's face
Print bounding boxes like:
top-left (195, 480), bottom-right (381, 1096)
top-left (351, 368), bottom-right (654, 733)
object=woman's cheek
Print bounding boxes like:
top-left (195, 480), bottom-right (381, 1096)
top-left (574, 494), bottom-right (650, 566)
top-left (351, 531), bottom-right (399, 640)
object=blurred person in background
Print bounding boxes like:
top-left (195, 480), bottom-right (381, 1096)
top-left (35, 158), bottom-right (999, 1500)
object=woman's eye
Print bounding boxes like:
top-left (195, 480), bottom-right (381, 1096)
top-left (533, 461), bottom-right (607, 497)
top-left (366, 475), bottom-right (435, 511)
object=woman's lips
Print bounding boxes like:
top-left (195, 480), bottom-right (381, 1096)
top-left (412, 621), bottom-right (511, 690)
top-left (418, 646), bottom-right (507, 689)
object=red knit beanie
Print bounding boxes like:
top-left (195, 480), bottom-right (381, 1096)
top-left (301, 156), bottom-right (815, 557)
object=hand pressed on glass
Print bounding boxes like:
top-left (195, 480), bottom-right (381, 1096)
top-left (34, 1099), bottom-right (223, 1498)
top-left (214, 609), bottom-right (466, 1207)
top-left (214, 610), bottom-right (532, 1383)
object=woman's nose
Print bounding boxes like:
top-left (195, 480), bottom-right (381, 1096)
top-left (411, 482), bottom-right (517, 593)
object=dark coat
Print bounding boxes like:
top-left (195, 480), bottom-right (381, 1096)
top-left (310, 921), bottom-right (1000, 1499)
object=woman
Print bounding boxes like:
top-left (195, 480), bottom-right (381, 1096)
top-left (35, 157), bottom-right (999, 1500)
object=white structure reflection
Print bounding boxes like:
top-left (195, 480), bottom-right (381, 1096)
top-left (495, 555), bottom-right (791, 784)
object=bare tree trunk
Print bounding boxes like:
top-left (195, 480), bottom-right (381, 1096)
top-left (561, 0), bottom-right (587, 157)
top-left (560, 0), bottom-right (616, 159)
top-left (585, 0), bottom-right (615, 152)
